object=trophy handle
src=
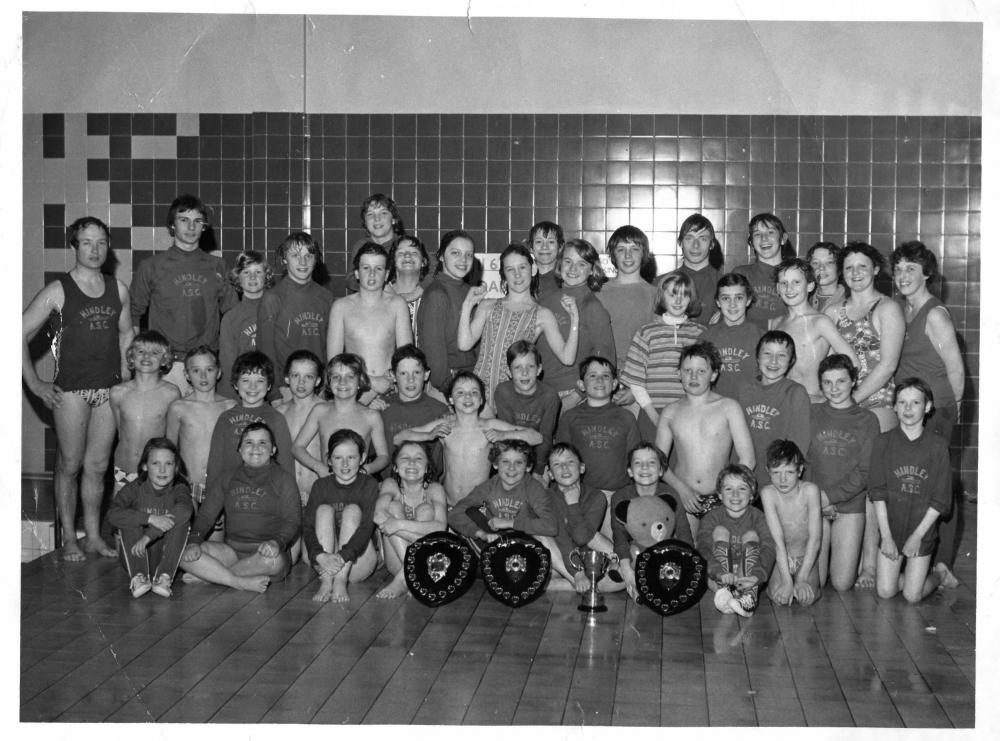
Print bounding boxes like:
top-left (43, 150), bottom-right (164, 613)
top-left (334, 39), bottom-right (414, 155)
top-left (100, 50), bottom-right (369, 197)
top-left (569, 547), bottom-right (587, 571)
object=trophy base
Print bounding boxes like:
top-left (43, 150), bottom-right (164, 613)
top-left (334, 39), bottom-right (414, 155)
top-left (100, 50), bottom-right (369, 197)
top-left (578, 597), bottom-right (608, 613)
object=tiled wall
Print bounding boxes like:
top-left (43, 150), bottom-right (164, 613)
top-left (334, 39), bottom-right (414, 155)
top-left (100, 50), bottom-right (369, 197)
top-left (23, 111), bottom-right (981, 490)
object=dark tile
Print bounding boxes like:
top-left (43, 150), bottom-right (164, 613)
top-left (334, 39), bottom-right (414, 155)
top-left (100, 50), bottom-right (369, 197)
top-left (109, 135), bottom-right (131, 159)
top-left (110, 113), bottom-right (131, 135)
top-left (87, 113), bottom-right (109, 136)
top-left (43, 136), bottom-right (64, 159)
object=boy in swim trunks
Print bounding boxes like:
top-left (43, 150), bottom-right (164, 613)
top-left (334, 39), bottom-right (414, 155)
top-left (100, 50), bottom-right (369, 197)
top-left (760, 440), bottom-right (821, 606)
top-left (656, 342), bottom-right (755, 538)
top-left (165, 346), bottom-right (236, 503)
top-left (110, 331), bottom-right (181, 492)
top-left (273, 350), bottom-right (326, 505)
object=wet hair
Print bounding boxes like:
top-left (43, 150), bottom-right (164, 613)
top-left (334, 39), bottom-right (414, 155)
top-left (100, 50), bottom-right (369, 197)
top-left (715, 272), bottom-right (755, 307)
top-left (656, 270), bottom-right (699, 317)
top-left (137, 437), bottom-right (189, 487)
top-left (228, 250), bottom-right (274, 292)
top-left (387, 234), bottom-right (430, 283)
top-left (488, 438), bottom-right (536, 472)
top-left (765, 439), bottom-right (806, 472)
top-left (239, 421), bottom-right (275, 450)
top-left (435, 229), bottom-right (476, 276)
top-left (360, 193), bottom-right (405, 237)
top-left (327, 427), bottom-right (366, 462)
top-left (391, 441), bottom-right (438, 488)
top-left (67, 216), bottom-right (110, 249)
top-left (841, 240), bottom-right (886, 281)
top-left (325, 353), bottom-right (371, 400)
top-left (499, 243), bottom-right (540, 297)
top-left (893, 377), bottom-right (935, 409)
top-left (445, 370), bottom-right (486, 413)
top-left (628, 442), bottom-right (669, 471)
top-left (352, 241), bottom-right (390, 275)
top-left (607, 225), bottom-right (658, 282)
top-left (548, 441), bottom-right (584, 465)
top-left (747, 212), bottom-right (796, 259)
top-left (890, 241), bottom-right (938, 281)
top-left (818, 353), bottom-right (858, 385)
top-left (555, 238), bottom-right (607, 291)
top-left (715, 463), bottom-right (758, 500)
top-left (774, 257), bottom-right (815, 286)
top-left (391, 343), bottom-right (428, 374)
top-left (506, 339), bottom-right (542, 368)
top-left (678, 213), bottom-right (725, 270)
top-left (278, 231), bottom-right (321, 265)
top-left (230, 350), bottom-right (275, 389)
top-left (183, 345), bottom-right (219, 371)
top-left (126, 330), bottom-right (172, 374)
top-left (284, 349), bottom-right (324, 387)
top-left (678, 341), bottom-right (721, 375)
top-left (806, 241), bottom-right (843, 271)
top-left (756, 331), bottom-right (797, 372)
top-left (167, 194), bottom-right (210, 232)
top-left (527, 221), bottom-right (565, 248)
top-left (578, 355), bottom-right (617, 380)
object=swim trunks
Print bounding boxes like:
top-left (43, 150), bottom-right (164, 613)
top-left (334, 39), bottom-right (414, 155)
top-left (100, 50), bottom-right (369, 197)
top-left (68, 387), bottom-right (110, 408)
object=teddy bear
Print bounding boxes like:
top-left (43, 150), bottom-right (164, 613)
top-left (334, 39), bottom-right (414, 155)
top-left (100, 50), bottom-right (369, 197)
top-left (614, 493), bottom-right (678, 552)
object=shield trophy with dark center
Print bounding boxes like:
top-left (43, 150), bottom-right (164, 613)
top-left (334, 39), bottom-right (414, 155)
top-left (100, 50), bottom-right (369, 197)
top-left (633, 539), bottom-right (708, 617)
top-left (480, 532), bottom-right (551, 607)
top-left (403, 531), bottom-right (478, 607)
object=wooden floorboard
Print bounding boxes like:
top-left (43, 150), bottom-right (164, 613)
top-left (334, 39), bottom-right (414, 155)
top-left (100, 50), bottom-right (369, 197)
top-left (20, 503), bottom-right (978, 726)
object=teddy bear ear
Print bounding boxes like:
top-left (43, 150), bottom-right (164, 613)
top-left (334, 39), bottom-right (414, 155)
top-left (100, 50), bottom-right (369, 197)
top-left (657, 493), bottom-right (678, 512)
top-left (614, 500), bottom-right (631, 525)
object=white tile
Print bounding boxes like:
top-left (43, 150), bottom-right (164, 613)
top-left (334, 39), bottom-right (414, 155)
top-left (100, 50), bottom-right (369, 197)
top-left (131, 135), bottom-right (158, 159)
top-left (23, 113), bottom-right (43, 136)
top-left (111, 203), bottom-right (132, 227)
top-left (87, 180), bottom-right (110, 206)
top-left (86, 135), bottom-right (110, 158)
top-left (176, 113), bottom-right (199, 136)
top-left (155, 136), bottom-right (177, 159)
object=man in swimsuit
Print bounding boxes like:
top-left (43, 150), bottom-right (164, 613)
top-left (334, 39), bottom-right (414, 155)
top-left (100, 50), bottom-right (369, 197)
top-left (22, 216), bottom-right (133, 560)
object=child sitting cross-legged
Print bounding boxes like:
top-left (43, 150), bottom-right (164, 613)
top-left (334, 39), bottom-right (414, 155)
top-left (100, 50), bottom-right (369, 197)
top-left (697, 464), bottom-right (776, 616)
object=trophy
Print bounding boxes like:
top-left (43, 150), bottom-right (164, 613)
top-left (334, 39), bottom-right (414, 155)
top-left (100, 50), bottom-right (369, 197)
top-left (569, 548), bottom-right (617, 613)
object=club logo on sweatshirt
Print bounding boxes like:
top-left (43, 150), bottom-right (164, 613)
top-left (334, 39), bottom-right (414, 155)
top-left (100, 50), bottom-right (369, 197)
top-left (893, 465), bottom-right (928, 494)
top-left (817, 429), bottom-right (857, 457)
top-left (744, 404), bottom-right (779, 430)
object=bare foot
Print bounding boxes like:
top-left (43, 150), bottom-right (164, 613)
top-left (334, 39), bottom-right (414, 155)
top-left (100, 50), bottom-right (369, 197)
top-left (934, 563), bottom-right (960, 589)
top-left (330, 582), bottom-right (350, 603)
top-left (573, 571), bottom-right (591, 594)
top-left (234, 575), bottom-right (270, 593)
top-left (181, 572), bottom-right (208, 584)
top-left (546, 577), bottom-right (577, 592)
top-left (853, 570), bottom-right (876, 590)
top-left (62, 541), bottom-right (86, 562)
top-left (312, 579), bottom-right (334, 603)
top-left (82, 536), bottom-right (117, 558)
top-left (375, 576), bottom-right (409, 600)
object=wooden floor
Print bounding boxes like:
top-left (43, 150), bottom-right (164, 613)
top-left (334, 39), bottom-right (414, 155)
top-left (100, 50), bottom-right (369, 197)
top-left (21, 504), bottom-right (976, 726)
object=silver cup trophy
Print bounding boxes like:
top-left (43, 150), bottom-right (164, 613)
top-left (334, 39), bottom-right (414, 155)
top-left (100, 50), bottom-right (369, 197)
top-left (569, 548), bottom-right (617, 613)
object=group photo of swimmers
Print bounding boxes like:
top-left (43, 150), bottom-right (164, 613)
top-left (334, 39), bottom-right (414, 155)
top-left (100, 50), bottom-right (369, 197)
top-left (22, 190), bottom-right (966, 614)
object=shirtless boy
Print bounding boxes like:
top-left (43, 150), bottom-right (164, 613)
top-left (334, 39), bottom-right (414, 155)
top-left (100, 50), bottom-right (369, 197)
top-left (165, 346), bottom-right (236, 502)
top-left (327, 242), bottom-right (413, 400)
top-left (760, 440), bottom-right (822, 606)
top-left (404, 371), bottom-right (542, 506)
top-left (656, 341), bottom-right (755, 537)
top-left (110, 331), bottom-right (181, 492)
top-left (292, 353), bottom-right (390, 480)
top-left (769, 258), bottom-right (857, 402)
top-left (273, 349), bottom-right (325, 504)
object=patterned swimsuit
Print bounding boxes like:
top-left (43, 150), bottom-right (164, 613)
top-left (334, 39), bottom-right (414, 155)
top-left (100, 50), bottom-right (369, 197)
top-left (473, 301), bottom-right (538, 408)
top-left (832, 297), bottom-right (894, 408)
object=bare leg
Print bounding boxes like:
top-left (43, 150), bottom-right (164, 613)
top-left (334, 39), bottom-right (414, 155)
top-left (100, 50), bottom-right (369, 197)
top-left (901, 554), bottom-right (938, 603)
top-left (79, 401), bottom-right (117, 556)
top-left (331, 504), bottom-right (377, 602)
top-left (829, 513), bottom-right (865, 592)
top-left (585, 533), bottom-right (626, 593)
top-left (855, 499), bottom-right (878, 589)
top-left (536, 535), bottom-right (577, 591)
top-left (312, 504), bottom-right (337, 603)
top-left (375, 501), bottom-right (414, 599)
top-left (179, 542), bottom-right (270, 592)
top-left (875, 549), bottom-right (903, 600)
top-left (818, 518), bottom-right (831, 587)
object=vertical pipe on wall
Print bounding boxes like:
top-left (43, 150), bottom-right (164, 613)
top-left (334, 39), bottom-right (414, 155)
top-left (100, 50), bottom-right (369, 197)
top-left (301, 14), bottom-right (311, 231)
